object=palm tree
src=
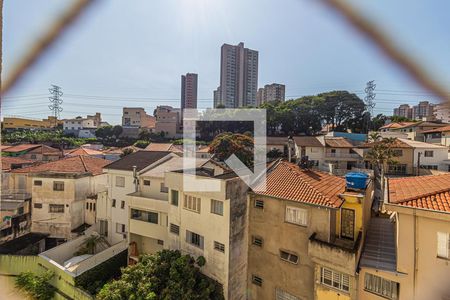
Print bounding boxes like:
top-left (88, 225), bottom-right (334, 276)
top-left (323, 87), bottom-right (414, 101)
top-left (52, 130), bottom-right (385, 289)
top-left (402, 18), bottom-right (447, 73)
top-left (368, 132), bottom-right (381, 142)
top-left (365, 137), bottom-right (397, 189)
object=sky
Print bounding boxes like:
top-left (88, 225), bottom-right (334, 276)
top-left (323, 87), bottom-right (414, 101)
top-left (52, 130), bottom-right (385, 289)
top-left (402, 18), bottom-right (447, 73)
top-left (2, 0), bottom-right (450, 124)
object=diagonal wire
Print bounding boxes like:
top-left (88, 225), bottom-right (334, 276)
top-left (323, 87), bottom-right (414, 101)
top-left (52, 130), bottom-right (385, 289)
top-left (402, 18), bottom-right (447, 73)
top-left (317, 0), bottom-right (450, 103)
top-left (1, 0), bottom-right (97, 96)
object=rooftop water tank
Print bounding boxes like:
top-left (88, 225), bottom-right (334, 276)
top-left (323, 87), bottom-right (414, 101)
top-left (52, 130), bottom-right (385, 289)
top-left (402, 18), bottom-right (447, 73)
top-left (345, 172), bottom-right (368, 190)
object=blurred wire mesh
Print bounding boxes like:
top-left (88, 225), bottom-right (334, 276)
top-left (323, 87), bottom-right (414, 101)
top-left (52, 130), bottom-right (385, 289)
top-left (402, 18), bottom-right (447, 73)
top-left (1, 0), bottom-right (449, 104)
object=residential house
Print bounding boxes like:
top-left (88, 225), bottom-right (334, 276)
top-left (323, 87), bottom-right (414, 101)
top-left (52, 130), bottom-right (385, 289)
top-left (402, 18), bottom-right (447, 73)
top-left (127, 156), bottom-right (207, 261)
top-left (164, 165), bottom-right (248, 300)
top-left (100, 151), bottom-right (174, 244)
top-left (379, 121), bottom-right (449, 141)
top-left (145, 143), bottom-right (183, 154)
top-left (359, 174), bottom-right (450, 300)
top-left (65, 146), bottom-right (105, 159)
top-left (360, 138), bottom-right (450, 175)
top-left (266, 137), bottom-right (288, 154)
top-left (247, 161), bottom-right (373, 300)
top-left (63, 113), bottom-right (102, 138)
top-left (2, 144), bottom-right (62, 161)
top-left (12, 155), bottom-right (110, 242)
top-left (423, 125), bottom-right (450, 146)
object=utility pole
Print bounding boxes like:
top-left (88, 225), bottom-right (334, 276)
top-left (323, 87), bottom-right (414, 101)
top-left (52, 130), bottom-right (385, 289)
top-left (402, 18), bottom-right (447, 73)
top-left (417, 152), bottom-right (422, 176)
top-left (48, 84), bottom-right (63, 127)
top-left (364, 80), bottom-right (376, 133)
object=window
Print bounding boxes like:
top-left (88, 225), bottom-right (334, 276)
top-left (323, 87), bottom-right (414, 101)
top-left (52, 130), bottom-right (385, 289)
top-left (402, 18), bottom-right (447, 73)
top-left (116, 223), bottom-right (126, 233)
top-left (34, 180), bottom-right (42, 186)
top-left (252, 275), bottom-right (263, 286)
top-left (30, 154), bottom-right (37, 159)
top-left (93, 203), bottom-right (96, 211)
top-left (131, 209), bottom-right (158, 224)
top-left (211, 199), bottom-right (224, 216)
top-left (252, 236), bottom-right (263, 247)
top-left (387, 164), bottom-right (407, 175)
top-left (424, 150), bottom-right (434, 157)
top-left (364, 273), bottom-right (399, 300)
top-left (99, 220), bottom-right (108, 237)
top-left (112, 199), bottom-right (116, 208)
top-left (420, 165), bottom-right (438, 170)
top-left (170, 223), bottom-right (180, 235)
top-left (143, 180), bottom-right (150, 186)
top-left (280, 250), bottom-right (299, 264)
top-left (49, 204), bottom-right (64, 213)
top-left (254, 199), bottom-right (264, 209)
top-left (186, 230), bottom-right (204, 249)
top-left (320, 267), bottom-right (349, 292)
top-left (285, 206), bottom-right (307, 226)
top-left (214, 241), bottom-right (225, 253)
top-left (183, 195), bottom-right (201, 213)
top-left (160, 182), bottom-right (169, 193)
top-left (34, 203), bottom-right (42, 209)
top-left (121, 200), bottom-right (125, 209)
top-left (171, 190), bottom-right (179, 206)
top-left (157, 239), bottom-right (164, 245)
top-left (437, 232), bottom-right (450, 259)
top-left (275, 288), bottom-right (300, 300)
top-left (115, 176), bottom-right (126, 188)
top-left (86, 202), bottom-right (89, 209)
top-left (392, 149), bottom-right (403, 157)
top-left (53, 181), bottom-right (64, 191)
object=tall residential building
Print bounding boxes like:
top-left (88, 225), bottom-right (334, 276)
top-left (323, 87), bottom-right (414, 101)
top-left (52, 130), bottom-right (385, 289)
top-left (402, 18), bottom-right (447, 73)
top-left (433, 103), bottom-right (450, 123)
top-left (257, 83), bottom-right (285, 106)
top-left (213, 86), bottom-right (221, 108)
top-left (154, 105), bottom-right (181, 138)
top-left (181, 73), bottom-right (198, 110)
top-left (216, 42), bottom-right (258, 108)
top-left (393, 104), bottom-right (413, 119)
top-left (122, 107), bottom-right (156, 128)
top-left (412, 101), bottom-right (435, 120)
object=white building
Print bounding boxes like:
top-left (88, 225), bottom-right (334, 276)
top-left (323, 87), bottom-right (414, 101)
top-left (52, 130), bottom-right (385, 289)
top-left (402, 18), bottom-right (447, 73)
top-left (63, 113), bottom-right (102, 138)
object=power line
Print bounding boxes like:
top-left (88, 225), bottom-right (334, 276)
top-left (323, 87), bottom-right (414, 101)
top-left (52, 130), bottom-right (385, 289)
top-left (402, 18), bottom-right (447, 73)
top-left (48, 85), bottom-right (63, 125)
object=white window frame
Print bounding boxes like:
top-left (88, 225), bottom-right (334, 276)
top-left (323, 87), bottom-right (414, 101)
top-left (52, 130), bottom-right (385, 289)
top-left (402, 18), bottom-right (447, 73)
top-left (437, 232), bottom-right (450, 259)
top-left (364, 273), bottom-right (398, 300)
top-left (320, 267), bottom-right (350, 292)
top-left (183, 195), bottom-right (201, 213)
top-left (285, 206), bottom-right (308, 226)
top-left (275, 288), bottom-right (300, 300)
top-left (115, 176), bottom-right (125, 187)
top-left (211, 199), bottom-right (224, 216)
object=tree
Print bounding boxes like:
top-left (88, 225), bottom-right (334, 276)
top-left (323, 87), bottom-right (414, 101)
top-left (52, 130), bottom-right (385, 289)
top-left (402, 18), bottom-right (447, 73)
top-left (371, 114), bottom-right (388, 131)
top-left (96, 250), bottom-right (223, 300)
top-left (391, 115), bottom-right (413, 123)
top-left (364, 138), bottom-right (398, 186)
top-left (112, 125), bottom-right (123, 138)
top-left (15, 271), bottom-right (56, 300)
top-left (209, 132), bottom-right (254, 168)
top-left (120, 147), bottom-right (135, 158)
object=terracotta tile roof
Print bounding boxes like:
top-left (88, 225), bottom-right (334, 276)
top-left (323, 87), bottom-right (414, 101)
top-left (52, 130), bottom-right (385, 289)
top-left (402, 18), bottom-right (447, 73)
top-left (380, 122), bottom-right (416, 130)
top-left (197, 146), bottom-right (210, 153)
top-left (388, 174), bottom-right (450, 212)
top-left (104, 150), bottom-right (172, 171)
top-left (422, 125), bottom-right (450, 134)
top-left (0, 145), bottom-right (12, 151)
top-left (253, 161), bottom-right (345, 208)
top-left (28, 144), bottom-right (61, 155)
top-left (12, 155), bottom-right (110, 176)
top-left (145, 143), bottom-right (183, 153)
top-left (359, 138), bottom-right (413, 149)
top-left (3, 144), bottom-right (41, 153)
top-left (293, 136), bottom-right (323, 147)
top-left (66, 147), bottom-right (103, 156)
top-left (325, 137), bottom-right (354, 148)
top-left (1, 157), bottom-right (35, 171)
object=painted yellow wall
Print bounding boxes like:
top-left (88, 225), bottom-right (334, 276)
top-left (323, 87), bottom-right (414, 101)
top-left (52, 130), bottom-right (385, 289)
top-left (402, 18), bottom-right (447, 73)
top-left (316, 286), bottom-right (351, 300)
top-left (2, 116), bottom-right (60, 129)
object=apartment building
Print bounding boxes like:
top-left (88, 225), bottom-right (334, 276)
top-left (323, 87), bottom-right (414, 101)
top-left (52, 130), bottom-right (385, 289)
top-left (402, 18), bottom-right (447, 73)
top-left (181, 73), bottom-right (198, 110)
top-left (361, 174), bottom-right (450, 300)
top-left (359, 138), bottom-right (449, 175)
top-left (247, 161), bottom-right (373, 300)
top-left (2, 144), bottom-right (62, 162)
top-left (154, 105), bottom-right (182, 138)
top-left (127, 156), bottom-right (207, 261)
top-left (434, 103), bottom-right (450, 123)
top-left (2, 116), bottom-right (61, 131)
top-left (256, 83), bottom-right (285, 106)
top-left (412, 101), bottom-right (435, 120)
top-left (100, 151), bottom-right (173, 244)
top-left (11, 155), bottom-right (110, 241)
top-left (122, 107), bottom-right (156, 128)
top-left (217, 42), bottom-right (258, 108)
top-left (63, 113), bottom-right (102, 138)
top-left (393, 104), bottom-right (413, 119)
top-left (164, 165), bottom-right (249, 300)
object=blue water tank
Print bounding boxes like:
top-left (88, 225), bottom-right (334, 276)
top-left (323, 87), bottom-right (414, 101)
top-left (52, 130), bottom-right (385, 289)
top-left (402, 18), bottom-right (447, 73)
top-left (345, 172), bottom-right (369, 189)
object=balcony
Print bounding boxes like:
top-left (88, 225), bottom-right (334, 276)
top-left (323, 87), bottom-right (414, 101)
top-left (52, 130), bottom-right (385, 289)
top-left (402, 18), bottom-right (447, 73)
top-left (308, 231), bottom-right (362, 274)
top-left (126, 191), bottom-right (169, 214)
top-left (1, 189), bottom-right (31, 201)
top-left (324, 152), bottom-right (362, 160)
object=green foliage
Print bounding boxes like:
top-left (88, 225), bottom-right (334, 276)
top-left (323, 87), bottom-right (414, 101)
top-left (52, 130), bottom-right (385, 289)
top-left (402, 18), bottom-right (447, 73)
top-left (75, 250), bottom-right (127, 295)
top-left (133, 140), bottom-right (150, 149)
top-left (15, 271), bottom-right (56, 300)
top-left (364, 137), bottom-right (398, 176)
top-left (120, 147), bottom-right (135, 158)
top-left (267, 148), bottom-right (283, 159)
top-left (196, 256), bottom-right (206, 267)
top-left (209, 132), bottom-right (254, 168)
top-left (96, 250), bottom-right (223, 300)
top-left (1, 130), bottom-right (97, 147)
top-left (390, 115), bottom-right (414, 123)
top-left (371, 114), bottom-right (388, 131)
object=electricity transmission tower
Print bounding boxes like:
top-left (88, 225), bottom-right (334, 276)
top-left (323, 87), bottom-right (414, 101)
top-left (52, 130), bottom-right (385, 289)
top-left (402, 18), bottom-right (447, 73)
top-left (364, 80), bottom-right (376, 132)
top-left (48, 84), bottom-right (63, 126)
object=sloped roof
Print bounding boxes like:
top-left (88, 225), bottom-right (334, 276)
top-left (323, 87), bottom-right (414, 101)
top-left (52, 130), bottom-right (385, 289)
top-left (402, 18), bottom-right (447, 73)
top-left (380, 122), bottom-right (416, 130)
top-left (398, 138), bottom-right (447, 149)
top-left (2, 144), bottom-right (41, 153)
top-left (141, 156), bottom-right (208, 178)
top-left (104, 150), bottom-right (172, 171)
top-left (66, 147), bottom-right (103, 156)
top-left (359, 138), bottom-right (412, 149)
top-left (388, 174), bottom-right (450, 213)
top-left (324, 137), bottom-right (353, 148)
top-left (1, 157), bottom-right (35, 171)
top-left (3, 144), bottom-right (61, 155)
top-left (252, 161), bottom-right (345, 208)
top-left (145, 143), bottom-right (183, 153)
top-left (0, 145), bottom-right (12, 151)
top-left (422, 125), bottom-right (450, 134)
top-left (12, 155), bottom-right (110, 176)
top-left (28, 144), bottom-right (61, 155)
top-left (293, 136), bottom-right (323, 147)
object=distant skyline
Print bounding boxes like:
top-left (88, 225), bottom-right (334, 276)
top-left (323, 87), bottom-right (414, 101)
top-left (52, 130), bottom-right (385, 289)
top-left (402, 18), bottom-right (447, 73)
top-left (3, 0), bottom-right (450, 124)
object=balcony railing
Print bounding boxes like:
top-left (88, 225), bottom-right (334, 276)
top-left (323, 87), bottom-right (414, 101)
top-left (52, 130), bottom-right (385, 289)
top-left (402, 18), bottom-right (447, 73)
top-left (1, 189), bottom-right (31, 200)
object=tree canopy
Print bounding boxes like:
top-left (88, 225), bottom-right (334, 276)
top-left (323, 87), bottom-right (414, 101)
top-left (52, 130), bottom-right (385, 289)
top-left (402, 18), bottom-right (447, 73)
top-left (96, 250), bottom-right (223, 300)
top-left (208, 132), bottom-right (254, 168)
